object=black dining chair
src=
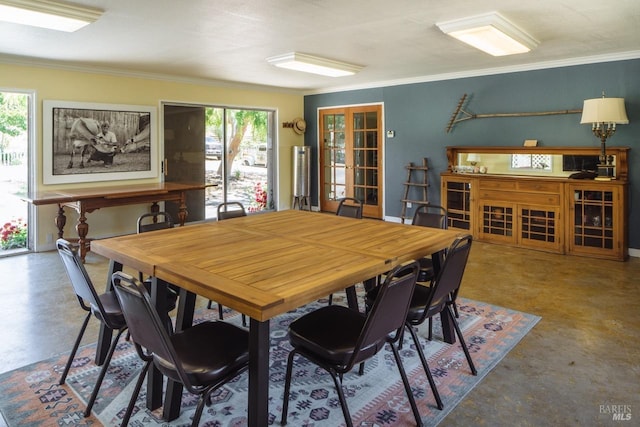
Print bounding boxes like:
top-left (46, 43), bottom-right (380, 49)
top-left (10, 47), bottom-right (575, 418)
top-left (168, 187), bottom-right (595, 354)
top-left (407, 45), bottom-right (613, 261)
top-left (336, 196), bottom-right (363, 219)
top-left (411, 204), bottom-right (455, 339)
top-left (56, 238), bottom-right (129, 418)
top-left (412, 204), bottom-right (448, 282)
top-left (328, 197), bottom-right (364, 306)
top-left (216, 201), bottom-right (247, 220)
top-left (111, 271), bottom-right (250, 427)
top-left (136, 211), bottom-right (175, 287)
top-left (136, 211), bottom-right (180, 323)
top-left (137, 211), bottom-right (174, 234)
top-left (208, 202), bottom-right (247, 326)
top-left (367, 235), bottom-right (477, 410)
top-left (281, 262), bottom-right (426, 427)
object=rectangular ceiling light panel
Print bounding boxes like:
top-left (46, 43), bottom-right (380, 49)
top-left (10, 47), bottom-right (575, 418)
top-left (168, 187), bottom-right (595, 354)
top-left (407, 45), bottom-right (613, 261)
top-left (266, 52), bottom-right (362, 77)
top-left (0, 0), bottom-right (103, 32)
top-left (437, 12), bottom-right (538, 56)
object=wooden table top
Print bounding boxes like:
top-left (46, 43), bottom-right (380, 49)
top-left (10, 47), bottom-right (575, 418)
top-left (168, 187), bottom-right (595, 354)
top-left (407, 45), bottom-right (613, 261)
top-left (91, 210), bottom-right (463, 321)
top-left (24, 181), bottom-right (205, 205)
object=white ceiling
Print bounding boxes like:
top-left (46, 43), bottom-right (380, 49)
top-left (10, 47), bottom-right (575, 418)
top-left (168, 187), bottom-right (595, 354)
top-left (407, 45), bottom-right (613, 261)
top-left (1, 0), bottom-right (639, 93)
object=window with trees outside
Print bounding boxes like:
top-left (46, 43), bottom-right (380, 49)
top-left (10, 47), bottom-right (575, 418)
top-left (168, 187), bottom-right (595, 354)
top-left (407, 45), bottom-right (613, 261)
top-left (511, 154), bottom-right (552, 171)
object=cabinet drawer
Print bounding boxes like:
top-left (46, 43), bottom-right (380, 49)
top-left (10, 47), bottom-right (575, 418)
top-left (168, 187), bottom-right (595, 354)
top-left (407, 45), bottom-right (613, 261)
top-left (517, 181), bottom-right (561, 193)
top-left (479, 180), bottom-right (517, 190)
top-left (480, 189), bottom-right (560, 205)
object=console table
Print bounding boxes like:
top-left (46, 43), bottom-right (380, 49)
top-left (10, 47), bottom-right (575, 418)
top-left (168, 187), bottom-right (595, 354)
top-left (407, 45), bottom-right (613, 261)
top-left (26, 182), bottom-right (204, 261)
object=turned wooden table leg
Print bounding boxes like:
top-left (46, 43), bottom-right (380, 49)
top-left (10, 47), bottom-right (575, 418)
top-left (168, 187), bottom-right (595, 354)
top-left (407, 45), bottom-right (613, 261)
top-left (177, 191), bottom-right (188, 226)
top-left (55, 205), bottom-right (67, 239)
top-left (76, 208), bottom-right (89, 262)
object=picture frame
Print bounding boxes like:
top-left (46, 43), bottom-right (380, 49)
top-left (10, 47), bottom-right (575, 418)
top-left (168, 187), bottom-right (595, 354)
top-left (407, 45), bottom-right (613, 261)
top-left (43, 100), bottom-right (158, 184)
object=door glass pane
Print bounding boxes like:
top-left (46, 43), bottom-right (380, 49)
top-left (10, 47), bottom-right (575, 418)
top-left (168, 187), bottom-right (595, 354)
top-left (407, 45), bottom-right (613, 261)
top-left (324, 114), bottom-right (334, 130)
top-left (367, 150), bottom-right (378, 167)
top-left (366, 111), bottom-right (377, 128)
top-left (353, 113), bottom-right (364, 130)
top-left (368, 169), bottom-right (378, 186)
top-left (322, 113), bottom-right (347, 202)
top-left (355, 168), bottom-right (364, 185)
top-left (366, 188), bottom-right (378, 205)
top-left (366, 131), bottom-right (377, 148)
top-left (354, 132), bottom-right (364, 148)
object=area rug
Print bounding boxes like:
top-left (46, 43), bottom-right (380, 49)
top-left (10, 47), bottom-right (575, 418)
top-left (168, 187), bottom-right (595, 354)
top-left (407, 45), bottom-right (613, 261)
top-left (0, 295), bottom-right (540, 426)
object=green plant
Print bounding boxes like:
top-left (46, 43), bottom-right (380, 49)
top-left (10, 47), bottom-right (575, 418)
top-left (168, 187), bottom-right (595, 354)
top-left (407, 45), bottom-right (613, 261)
top-left (1, 219), bottom-right (27, 250)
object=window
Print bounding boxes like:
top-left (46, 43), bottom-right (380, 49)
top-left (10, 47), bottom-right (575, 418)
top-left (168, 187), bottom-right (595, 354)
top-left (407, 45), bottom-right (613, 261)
top-left (511, 154), bottom-right (552, 171)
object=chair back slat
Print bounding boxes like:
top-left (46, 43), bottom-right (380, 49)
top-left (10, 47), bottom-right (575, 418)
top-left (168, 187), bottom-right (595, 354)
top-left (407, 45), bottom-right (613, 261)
top-left (351, 262), bottom-right (419, 366)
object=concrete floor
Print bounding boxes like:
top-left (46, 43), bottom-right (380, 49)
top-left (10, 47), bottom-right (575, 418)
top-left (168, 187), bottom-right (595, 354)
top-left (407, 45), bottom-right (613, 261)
top-left (0, 242), bottom-right (638, 426)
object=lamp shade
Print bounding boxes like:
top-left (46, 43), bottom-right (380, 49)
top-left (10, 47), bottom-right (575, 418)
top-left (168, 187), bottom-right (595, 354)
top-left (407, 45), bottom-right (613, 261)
top-left (466, 153), bottom-right (481, 162)
top-left (580, 98), bottom-right (629, 124)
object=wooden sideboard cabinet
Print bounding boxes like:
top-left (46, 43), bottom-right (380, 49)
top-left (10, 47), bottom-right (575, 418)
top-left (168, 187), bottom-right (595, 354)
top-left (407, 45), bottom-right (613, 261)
top-left (441, 173), bottom-right (627, 260)
top-left (441, 146), bottom-right (629, 261)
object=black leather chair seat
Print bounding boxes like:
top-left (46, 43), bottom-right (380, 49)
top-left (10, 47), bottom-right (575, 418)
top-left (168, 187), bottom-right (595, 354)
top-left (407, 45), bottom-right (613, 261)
top-left (91, 292), bottom-right (126, 327)
top-left (406, 285), bottom-right (447, 323)
top-left (289, 305), bottom-right (383, 365)
top-left (155, 321), bottom-right (250, 385)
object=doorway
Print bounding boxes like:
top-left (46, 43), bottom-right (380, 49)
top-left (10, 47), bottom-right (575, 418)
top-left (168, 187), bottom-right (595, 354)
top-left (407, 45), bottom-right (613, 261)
top-left (0, 90), bottom-right (31, 256)
top-left (162, 103), bottom-right (276, 221)
top-left (319, 104), bottom-right (383, 218)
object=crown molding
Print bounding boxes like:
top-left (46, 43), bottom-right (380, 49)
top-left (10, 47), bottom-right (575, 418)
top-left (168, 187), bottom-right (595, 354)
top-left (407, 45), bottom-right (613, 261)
top-left (2, 50), bottom-right (639, 97)
top-left (303, 50), bottom-right (640, 95)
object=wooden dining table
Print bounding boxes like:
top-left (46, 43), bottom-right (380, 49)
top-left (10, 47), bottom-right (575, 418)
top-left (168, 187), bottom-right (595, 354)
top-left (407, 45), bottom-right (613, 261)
top-left (91, 209), bottom-right (463, 426)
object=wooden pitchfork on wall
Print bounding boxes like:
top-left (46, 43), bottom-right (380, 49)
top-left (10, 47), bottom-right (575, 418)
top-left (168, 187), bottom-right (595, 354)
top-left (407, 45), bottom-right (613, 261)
top-left (446, 93), bottom-right (583, 133)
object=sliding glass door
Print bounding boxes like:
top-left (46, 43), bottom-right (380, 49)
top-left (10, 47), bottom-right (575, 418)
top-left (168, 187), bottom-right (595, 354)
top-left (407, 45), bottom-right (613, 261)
top-left (163, 103), bottom-right (275, 221)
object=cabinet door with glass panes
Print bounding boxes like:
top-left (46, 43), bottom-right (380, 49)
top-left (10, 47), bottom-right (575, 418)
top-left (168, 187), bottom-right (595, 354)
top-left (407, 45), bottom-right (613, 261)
top-left (518, 205), bottom-right (562, 253)
top-left (441, 175), bottom-right (476, 232)
top-left (477, 201), bottom-right (516, 244)
top-left (568, 183), bottom-right (627, 260)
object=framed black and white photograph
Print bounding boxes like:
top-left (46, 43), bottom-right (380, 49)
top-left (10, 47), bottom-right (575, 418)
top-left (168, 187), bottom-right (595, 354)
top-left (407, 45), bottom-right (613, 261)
top-left (43, 100), bottom-right (158, 184)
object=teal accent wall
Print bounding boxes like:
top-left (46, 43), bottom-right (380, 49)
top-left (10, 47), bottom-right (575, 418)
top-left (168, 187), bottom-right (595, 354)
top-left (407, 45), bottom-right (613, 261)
top-left (304, 59), bottom-right (640, 249)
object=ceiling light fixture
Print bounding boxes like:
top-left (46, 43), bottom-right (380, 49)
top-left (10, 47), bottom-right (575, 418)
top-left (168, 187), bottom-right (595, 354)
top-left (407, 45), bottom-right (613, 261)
top-left (436, 12), bottom-right (538, 56)
top-left (0, 0), bottom-right (103, 32)
top-left (266, 52), bottom-right (362, 77)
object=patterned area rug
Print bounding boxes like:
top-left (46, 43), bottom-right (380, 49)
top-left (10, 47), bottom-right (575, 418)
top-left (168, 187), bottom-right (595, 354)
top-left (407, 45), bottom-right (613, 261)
top-left (0, 296), bottom-right (540, 426)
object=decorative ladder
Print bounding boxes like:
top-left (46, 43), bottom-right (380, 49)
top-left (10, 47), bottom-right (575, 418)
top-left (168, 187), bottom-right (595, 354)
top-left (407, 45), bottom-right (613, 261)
top-left (400, 158), bottom-right (430, 223)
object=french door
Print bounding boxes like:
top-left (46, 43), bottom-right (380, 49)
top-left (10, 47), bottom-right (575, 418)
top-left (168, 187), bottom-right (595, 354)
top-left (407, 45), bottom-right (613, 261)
top-left (319, 105), bottom-right (383, 218)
